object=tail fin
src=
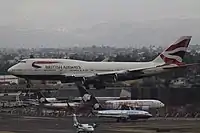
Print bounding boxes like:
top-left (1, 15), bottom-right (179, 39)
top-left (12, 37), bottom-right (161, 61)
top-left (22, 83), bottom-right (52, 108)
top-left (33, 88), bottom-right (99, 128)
top-left (73, 114), bottom-right (79, 126)
top-left (153, 36), bottom-right (192, 65)
top-left (76, 83), bottom-right (103, 110)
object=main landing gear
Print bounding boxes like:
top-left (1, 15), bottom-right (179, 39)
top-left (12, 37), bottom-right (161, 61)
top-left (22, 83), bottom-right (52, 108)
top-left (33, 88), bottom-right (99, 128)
top-left (116, 118), bottom-right (128, 122)
top-left (79, 81), bottom-right (106, 90)
top-left (26, 79), bottom-right (32, 88)
top-left (78, 78), bottom-right (106, 90)
top-left (75, 81), bottom-right (103, 90)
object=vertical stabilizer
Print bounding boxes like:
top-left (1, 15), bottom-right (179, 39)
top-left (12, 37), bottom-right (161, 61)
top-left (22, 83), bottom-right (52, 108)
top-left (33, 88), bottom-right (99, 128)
top-left (76, 83), bottom-right (103, 110)
top-left (153, 36), bottom-right (192, 65)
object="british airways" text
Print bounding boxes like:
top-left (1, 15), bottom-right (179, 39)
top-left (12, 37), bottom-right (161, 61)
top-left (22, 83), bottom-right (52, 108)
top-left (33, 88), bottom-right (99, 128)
top-left (45, 65), bottom-right (81, 69)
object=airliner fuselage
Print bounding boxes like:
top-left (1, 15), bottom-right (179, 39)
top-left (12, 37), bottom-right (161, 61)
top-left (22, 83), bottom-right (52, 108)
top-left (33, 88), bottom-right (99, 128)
top-left (8, 58), bottom-right (157, 78)
top-left (7, 36), bottom-right (192, 89)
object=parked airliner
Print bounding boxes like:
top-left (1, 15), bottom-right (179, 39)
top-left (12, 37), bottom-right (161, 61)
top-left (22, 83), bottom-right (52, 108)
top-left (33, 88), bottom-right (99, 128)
top-left (77, 83), bottom-right (164, 110)
top-left (8, 36), bottom-right (194, 89)
top-left (76, 83), bottom-right (152, 122)
top-left (35, 92), bottom-right (80, 111)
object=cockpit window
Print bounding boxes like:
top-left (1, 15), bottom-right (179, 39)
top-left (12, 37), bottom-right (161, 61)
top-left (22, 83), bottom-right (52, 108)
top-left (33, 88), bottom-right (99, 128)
top-left (19, 61), bottom-right (26, 63)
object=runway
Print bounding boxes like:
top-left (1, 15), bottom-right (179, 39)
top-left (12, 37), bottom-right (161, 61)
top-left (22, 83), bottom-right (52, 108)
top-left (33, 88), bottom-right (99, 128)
top-left (0, 114), bottom-right (200, 133)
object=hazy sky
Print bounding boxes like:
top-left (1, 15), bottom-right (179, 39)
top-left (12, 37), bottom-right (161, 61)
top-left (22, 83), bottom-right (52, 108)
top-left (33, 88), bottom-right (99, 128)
top-left (0, 0), bottom-right (200, 48)
top-left (1, 0), bottom-right (199, 29)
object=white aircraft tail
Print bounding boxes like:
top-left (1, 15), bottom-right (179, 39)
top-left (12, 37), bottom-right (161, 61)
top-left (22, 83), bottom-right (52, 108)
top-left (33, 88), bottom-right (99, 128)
top-left (152, 36), bottom-right (192, 66)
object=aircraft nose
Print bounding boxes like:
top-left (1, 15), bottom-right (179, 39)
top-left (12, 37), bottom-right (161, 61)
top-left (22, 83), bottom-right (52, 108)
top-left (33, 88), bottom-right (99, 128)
top-left (160, 102), bottom-right (165, 107)
top-left (7, 66), bottom-right (15, 74)
top-left (7, 67), bottom-right (13, 74)
top-left (148, 113), bottom-right (153, 117)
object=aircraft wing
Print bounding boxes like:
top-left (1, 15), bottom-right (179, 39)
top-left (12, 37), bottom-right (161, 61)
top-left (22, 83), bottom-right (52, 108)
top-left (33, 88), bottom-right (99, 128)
top-left (83, 67), bottom-right (157, 82)
top-left (93, 63), bottom-right (200, 80)
top-left (62, 67), bottom-right (147, 82)
top-left (62, 63), bottom-right (199, 82)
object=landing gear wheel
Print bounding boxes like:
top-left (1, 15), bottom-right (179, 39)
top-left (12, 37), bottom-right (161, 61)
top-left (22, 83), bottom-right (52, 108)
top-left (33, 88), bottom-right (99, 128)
top-left (26, 79), bottom-right (32, 88)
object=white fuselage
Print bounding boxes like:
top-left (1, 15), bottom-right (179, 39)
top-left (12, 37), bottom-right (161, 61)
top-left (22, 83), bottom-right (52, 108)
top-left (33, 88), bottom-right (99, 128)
top-left (72, 97), bottom-right (123, 102)
top-left (8, 58), bottom-right (161, 79)
top-left (76, 124), bottom-right (94, 132)
top-left (43, 102), bottom-right (80, 109)
top-left (105, 99), bottom-right (164, 109)
top-left (98, 110), bottom-right (149, 115)
top-left (96, 109), bottom-right (152, 119)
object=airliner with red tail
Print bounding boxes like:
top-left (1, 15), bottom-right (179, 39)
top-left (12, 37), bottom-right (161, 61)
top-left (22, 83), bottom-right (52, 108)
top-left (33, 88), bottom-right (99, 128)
top-left (8, 36), bottom-right (195, 89)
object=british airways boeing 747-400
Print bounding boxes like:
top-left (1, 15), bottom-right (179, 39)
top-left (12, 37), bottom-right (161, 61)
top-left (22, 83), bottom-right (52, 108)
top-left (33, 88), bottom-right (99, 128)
top-left (8, 36), bottom-right (196, 89)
